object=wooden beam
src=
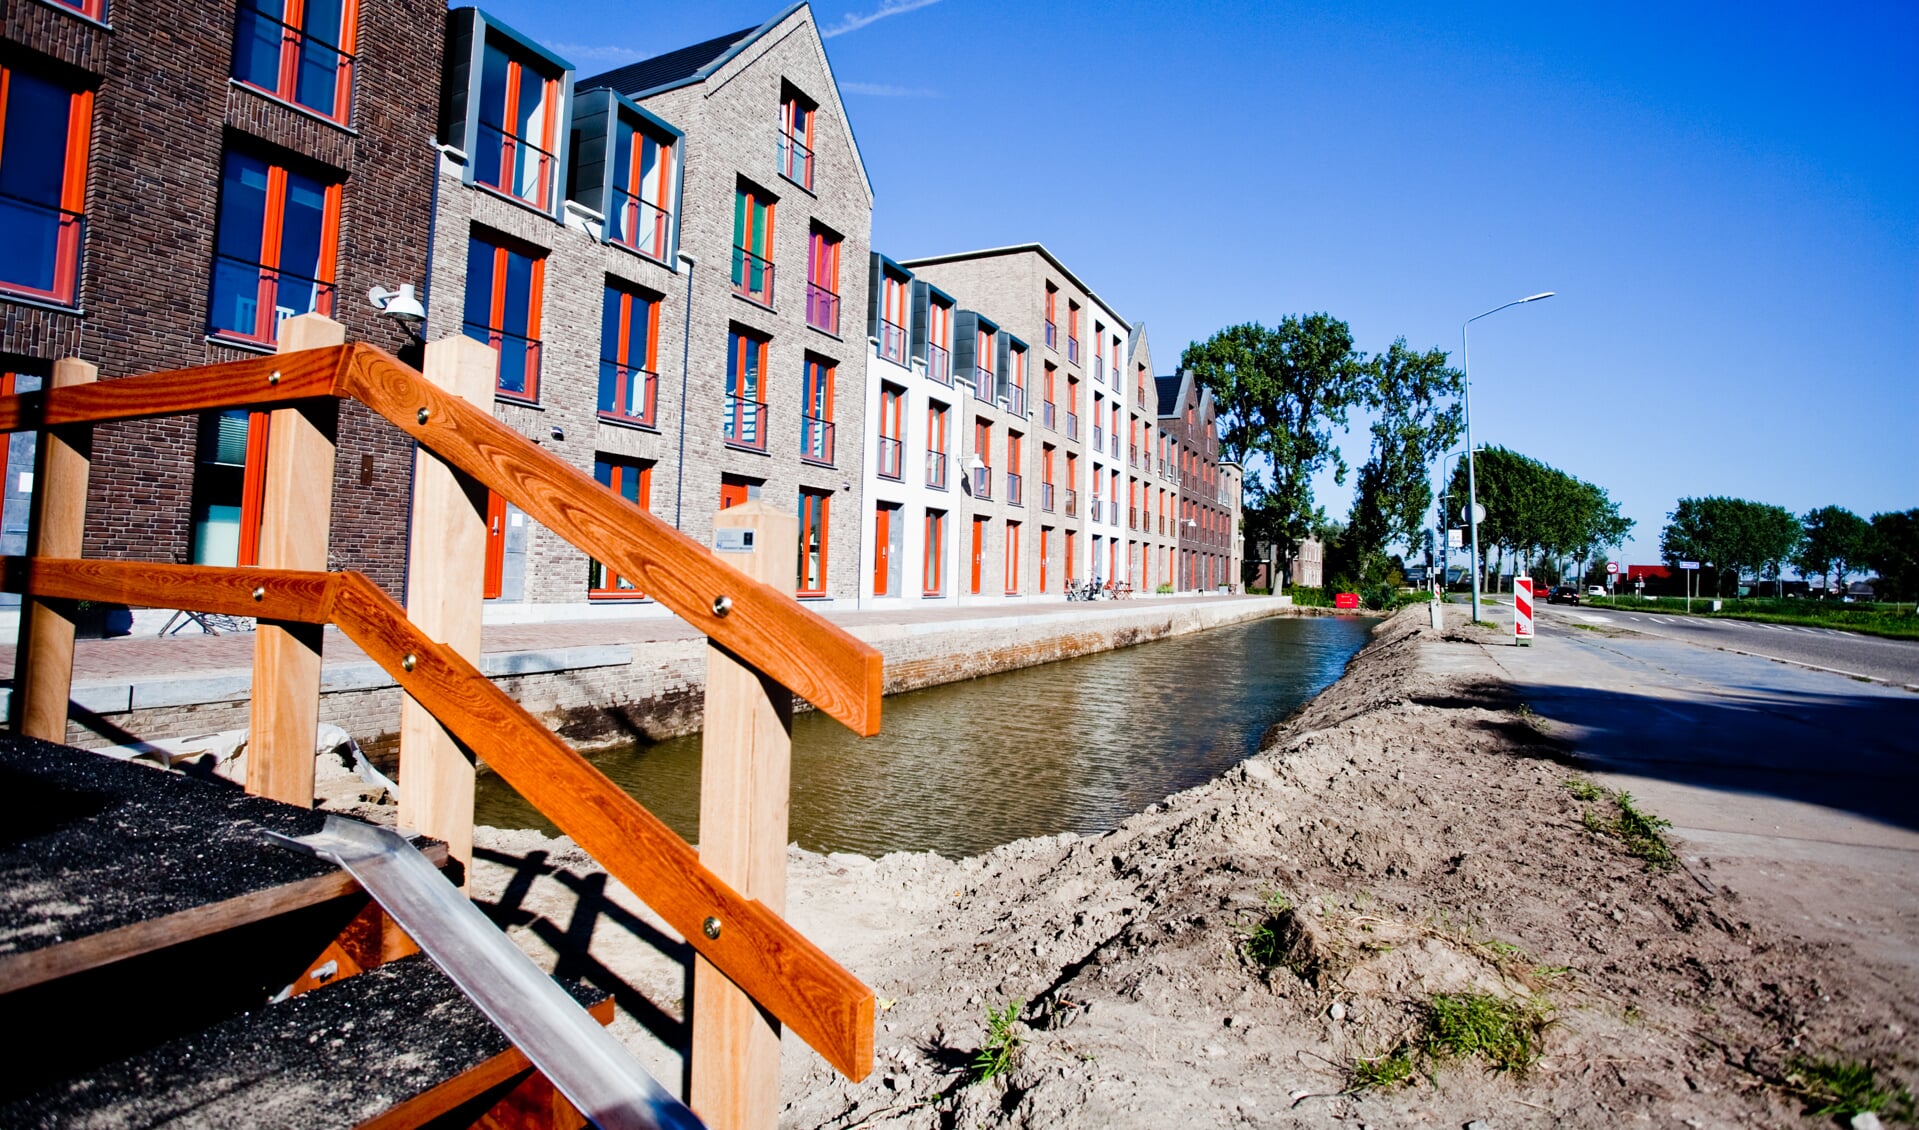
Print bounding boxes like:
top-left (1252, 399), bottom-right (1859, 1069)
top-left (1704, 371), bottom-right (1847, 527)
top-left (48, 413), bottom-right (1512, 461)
top-left (248, 314), bottom-right (344, 807)
top-left (0, 349), bottom-right (343, 433)
top-left (690, 500), bottom-right (798, 1130)
top-left (397, 336), bottom-right (495, 885)
top-left (13, 358), bottom-right (96, 742)
top-left (334, 345), bottom-right (884, 737)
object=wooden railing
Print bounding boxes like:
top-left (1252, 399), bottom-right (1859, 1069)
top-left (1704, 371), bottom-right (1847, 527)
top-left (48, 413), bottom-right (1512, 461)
top-left (0, 318), bottom-right (881, 1128)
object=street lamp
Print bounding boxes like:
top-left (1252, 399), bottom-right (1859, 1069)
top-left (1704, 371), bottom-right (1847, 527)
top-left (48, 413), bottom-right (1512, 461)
top-left (1463, 291), bottom-right (1554, 623)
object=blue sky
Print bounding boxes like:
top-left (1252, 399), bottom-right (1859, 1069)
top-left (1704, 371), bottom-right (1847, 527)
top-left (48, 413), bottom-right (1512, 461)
top-left (489, 0), bottom-right (1917, 568)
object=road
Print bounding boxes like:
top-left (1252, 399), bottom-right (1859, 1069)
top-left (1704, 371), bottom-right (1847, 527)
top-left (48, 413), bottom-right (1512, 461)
top-left (1532, 598), bottom-right (1919, 688)
top-left (1447, 601), bottom-right (1919, 981)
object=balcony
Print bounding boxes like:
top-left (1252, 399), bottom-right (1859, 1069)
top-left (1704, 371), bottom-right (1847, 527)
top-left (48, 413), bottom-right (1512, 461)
top-left (973, 366), bottom-right (993, 395)
top-left (0, 193), bottom-right (85, 306)
top-left (1067, 338), bottom-right (1079, 364)
top-left (1005, 384), bottom-right (1026, 417)
top-left (805, 280), bottom-right (840, 335)
top-left (1042, 401), bottom-right (1055, 430)
top-left (1066, 412), bottom-right (1079, 441)
top-left (1006, 471), bottom-right (1022, 507)
top-left (879, 318), bottom-right (907, 366)
top-left (926, 450), bottom-right (947, 489)
top-left (971, 464), bottom-right (992, 499)
top-left (461, 320), bottom-right (541, 400)
top-left (723, 393), bottom-right (767, 451)
top-left (213, 254), bottom-right (337, 345)
top-left (927, 342), bottom-right (951, 386)
top-left (597, 360), bottom-right (658, 426)
top-left (1065, 488), bottom-right (1078, 517)
top-left (1041, 482), bottom-right (1055, 512)
top-left (606, 186), bottom-right (671, 262)
top-left (731, 245), bottom-right (774, 306)
top-left (473, 121), bottom-right (556, 209)
top-left (800, 413), bottom-right (835, 466)
top-left (877, 435), bottom-right (902, 480)
top-left (1044, 321), bottom-right (1056, 349)
top-left (778, 129), bottom-right (814, 190)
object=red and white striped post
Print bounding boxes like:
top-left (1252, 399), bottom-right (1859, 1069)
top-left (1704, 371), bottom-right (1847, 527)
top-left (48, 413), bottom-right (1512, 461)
top-left (1514, 577), bottom-right (1535, 645)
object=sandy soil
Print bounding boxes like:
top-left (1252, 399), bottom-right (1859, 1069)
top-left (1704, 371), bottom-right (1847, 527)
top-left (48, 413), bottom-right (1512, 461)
top-left (460, 606), bottom-right (1917, 1128)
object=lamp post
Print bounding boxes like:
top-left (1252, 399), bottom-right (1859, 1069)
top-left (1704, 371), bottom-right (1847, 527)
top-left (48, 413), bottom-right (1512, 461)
top-left (1463, 292), bottom-right (1554, 623)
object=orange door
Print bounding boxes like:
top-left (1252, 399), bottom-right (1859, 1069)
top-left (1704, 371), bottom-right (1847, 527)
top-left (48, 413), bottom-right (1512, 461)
top-left (873, 505), bottom-right (892, 596)
top-left (1039, 528), bottom-right (1049, 593)
top-left (483, 490), bottom-right (506, 599)
top-left (719, 479), bottom-right (750, 509)
top-left (970, 517), bottom-right (985, 594)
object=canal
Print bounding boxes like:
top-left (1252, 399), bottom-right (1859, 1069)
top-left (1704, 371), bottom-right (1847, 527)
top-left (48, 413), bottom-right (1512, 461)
top-left (473, 613), bottom-right (1376, 858)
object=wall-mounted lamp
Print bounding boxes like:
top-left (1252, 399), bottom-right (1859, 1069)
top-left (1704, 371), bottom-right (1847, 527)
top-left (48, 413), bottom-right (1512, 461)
top-left (368, 284), bottom-right (427, 325)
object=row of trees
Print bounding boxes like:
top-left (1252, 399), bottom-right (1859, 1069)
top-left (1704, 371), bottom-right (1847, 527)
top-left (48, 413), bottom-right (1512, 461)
top-left (1660, 499), bottom-right (1919, 600)
top-left (1441, 447), bottom-right (1633, 586)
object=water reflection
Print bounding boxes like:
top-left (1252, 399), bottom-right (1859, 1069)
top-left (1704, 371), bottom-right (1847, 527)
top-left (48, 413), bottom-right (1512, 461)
top-left (474, 614), bottom-right (1375, 858)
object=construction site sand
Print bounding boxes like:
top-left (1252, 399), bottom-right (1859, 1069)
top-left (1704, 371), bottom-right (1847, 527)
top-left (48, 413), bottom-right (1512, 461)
top-left (465, 607), bottom-right (1918, 1128)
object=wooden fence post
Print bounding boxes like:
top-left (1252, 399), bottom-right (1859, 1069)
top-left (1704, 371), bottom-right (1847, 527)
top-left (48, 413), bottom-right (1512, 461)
top-left (689, 499), bottom-right (798, 1130)
top-left (396, 335), bottom-right (495, 884)
top-left (14, 358), bottom-right (97, 741)
top-left (248, 313), bottom-right (343, 805)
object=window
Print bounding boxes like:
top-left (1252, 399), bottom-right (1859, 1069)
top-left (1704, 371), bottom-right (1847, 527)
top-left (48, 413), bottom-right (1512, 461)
top-left (588, 456), bottom-right (652, 596)
top-left (1112, 335), bottom-right (1123, 385)
top-left (973, 324), bottom-right (995, 393)
top-left (972, 418), bottom-right (992, 498)
top-left (1041, 444), bottom-right (1055, 512)
top-left (1066, 375), bottom-right (1080, 440)
top-left (462, 233), bottom-right (543, 400)
top-left (1064, 528), bottom-right (1076, 583)
top-left (473, 37), bottom-right (561, 208)
top-left (1094, 321), bottom-right (1105, 382)
top-left (1039, 525), bottom-right (1050, 593)
top-left (724, 328), bottom-right (768, 450)
top-left (877, 383), bottom-right (904, 480)
top-left (801, 353), bottom-right (834, 466)
top-left (926, 401), bottom-right (948, 489)
top-left (805, 226), bottom-right (840, 334)
top-left (599, 283), bottom-right (657, 426)
top-left (1004, 520), bottom-right (1021, 595)
top-left (1005, 345), bottom-right (1027, 416)
top-left (732, 184), bottom-right (775, 305)
top-left (1067, 301), bottom-right (1080, 364)
top-left (878, 269), bottom-right (908, 365)
top-left (0, 63), bottom-right (91, 306)
top-left (926, 298), bottom-right (952, 384)
top-left (779, 88), bottom-right (816, 190)
top-left (210, 151), bottom-right (339, 346)
top-left (923, 509), bottom-right (945, 596)
top-left (190, 410), bottom-right (270, 567)
top-left (1043, 283), bottom-right (1057, 349)
top-left (1005, 431), bottom-right (1023, 507)
top-left (47, 0), bottom-right (106, 18)
top-left (797, 488), bottom-right (829, 596)
top-left (607, 114), bottom-right (674, 260)
top-left (233, 0), bottom-right (357, 123)
top-left (1042, 364), bottom-right (1057, 430)
top-left (873, 502), bottom-right (900, 597)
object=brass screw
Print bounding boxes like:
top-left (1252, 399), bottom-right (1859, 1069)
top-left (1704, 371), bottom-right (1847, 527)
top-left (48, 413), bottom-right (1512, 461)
top-left (712, 594), bottom-right (732, 618)
top-left (702, 917), bottom-right (722, 940)
top-left (267, 370), bottom-right (282, 386)
top-left (251, 586), bottom-right (265, 601)
top-left (401, 653), bottom-right (417, 672)
top-left (416, 408), bottom-right (431, 425)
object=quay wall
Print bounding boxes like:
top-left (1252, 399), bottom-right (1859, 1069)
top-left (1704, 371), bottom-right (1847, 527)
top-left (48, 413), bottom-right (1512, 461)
top-left (42, 597), bottom-right (1292, 756)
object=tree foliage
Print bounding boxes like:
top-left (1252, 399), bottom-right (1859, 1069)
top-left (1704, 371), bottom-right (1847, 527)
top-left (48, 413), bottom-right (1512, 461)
top-left (1867, 509), bottom-right (1919, 602)
top-left (1443, 447), bottom-right (1633, 582)
top-left (1794, 506), bottom-right (1872, 596)
top-left (1346, 339), bottom-right (1465, 560)
top-left (1659, 497), bottom-right (1802, 597)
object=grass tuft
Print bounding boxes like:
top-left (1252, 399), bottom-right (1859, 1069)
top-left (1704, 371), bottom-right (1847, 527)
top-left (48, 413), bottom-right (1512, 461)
top-left (1419, 992), bottom-right (1552, 1075)
top-left (1240, 890), bottom-right (1297, 970)
top-left (1787, 1055), bottom-right (1916, 1119)
top-left (1564, 776), bottom-right (1604, 802)
top-left (1572, 782), bottom-right (1675, 867)
top-left (1348, 1050), bottom-right (1416, 1090)
top-left (969, 998), bottom-right (1025, 1084)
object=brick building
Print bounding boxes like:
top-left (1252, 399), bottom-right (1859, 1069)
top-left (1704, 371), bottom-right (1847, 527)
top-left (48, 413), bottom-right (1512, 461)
top-left (1, 0), bottom-right (444, 601)
top-left (1157, 368), bottom-right (1233, 591)
top-left (421, 3), bottom-right (872, 609)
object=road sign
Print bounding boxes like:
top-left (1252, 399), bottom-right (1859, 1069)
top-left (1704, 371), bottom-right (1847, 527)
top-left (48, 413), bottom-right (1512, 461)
top-left (1334, 592), bottom-right (1360, 610)
top-left (1605, 561), bottom-right (1619, 575)
top-left (1448, 528), bottom-right (1463, 549)
top-left (1464, 503), bottom-right (1486, 525)
top-left (1514, 578), bottom-right (1534, 645)
top-left (1678, 561), bottom-right (1701, 571)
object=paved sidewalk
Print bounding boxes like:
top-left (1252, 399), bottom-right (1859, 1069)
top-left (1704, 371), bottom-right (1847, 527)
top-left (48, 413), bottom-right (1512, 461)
top-left (0, 593), bottom-right (1267, 684)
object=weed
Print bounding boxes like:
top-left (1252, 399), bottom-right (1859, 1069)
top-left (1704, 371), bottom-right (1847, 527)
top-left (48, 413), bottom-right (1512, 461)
top-left (969, 998), bottom-right (1026, 1083)
top-left (1241, 890), bottom-right (1297, 969)
top-left (1564, 777), bottom-right (1604, 802)
top-left (1576, 787), bottom-right (1675, 867)
top-left (1348, 1050), bottom-right (1416, 1090)
top-left (1572, 622), bottom-right (1599, 631)
top-left (1532, 964), bottom-right (1573, 983)
top-left (1787, 1055), bottom-right (1917, 1120)
top-left (1419, 992), bottom-right (1552, 1075)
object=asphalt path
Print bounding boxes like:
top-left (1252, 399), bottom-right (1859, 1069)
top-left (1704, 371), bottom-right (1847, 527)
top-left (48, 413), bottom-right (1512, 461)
top-left (1526, 599), bottom-right (1919, 688)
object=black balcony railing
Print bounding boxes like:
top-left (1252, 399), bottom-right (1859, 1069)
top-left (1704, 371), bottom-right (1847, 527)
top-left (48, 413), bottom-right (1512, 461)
top-left (805, 281), bottom-right (840, 335)
top-left (1041, 482), bottom-right (1055, 512)
top-left (473, 121), bottom-right (556, 209)
top-left (723, 393), bottom-right (767, 451)
top-left (1044, 321), bottom-right (1056, 348)
top-left (1067, 338), bottom-right (1079, 364)
top-left (1065, 488), bottom-right (1078, 517)
top-left (927, 342), bottom-right (951, 385)
top-left (461, 320), bottom-right (543, 400)
top-left (597, 361), bottom-right (658, 426)
top-left (731, 245), bottom-right (774, 306)
top-left (606, 186), bottom-right (672, 261)
top-left (0, 193), bottom-right (84, 305)
top-left (926, 450), bottom-right (948, 489)
top-left (1006, 471), bottom-right (1022, 507)
top-left (879, 318), bottom-right (907, 366)
top-left (971, 464), bottom-right (992, 499)
top-left (1006, 384), bottom-right (1026, 417)
top-left (212, 254), bottom-right (337, 344)
top-left (778, 130), bottom-right (814, 190)
top-left (800, 413), bottom-right (835, 466)
top-left (877, 435), bottom-right (902, 480)
top-left (234, 0), bottom-right (356, 122)
top-left (1066, 412), bottom-right (1079, 441)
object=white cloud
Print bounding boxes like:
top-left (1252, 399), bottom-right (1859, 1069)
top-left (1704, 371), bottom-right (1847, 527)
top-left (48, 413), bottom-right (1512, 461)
top-left (820, 0), bottom-right (942, 39)
top-left (839, 81), bottom-right (942, 97)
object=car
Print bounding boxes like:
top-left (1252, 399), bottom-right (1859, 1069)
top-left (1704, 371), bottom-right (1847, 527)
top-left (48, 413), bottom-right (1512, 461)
top-left (1588, 585), bottom-right (1605, 597)
top-left (1547, 584), bottom-right (1580, 605)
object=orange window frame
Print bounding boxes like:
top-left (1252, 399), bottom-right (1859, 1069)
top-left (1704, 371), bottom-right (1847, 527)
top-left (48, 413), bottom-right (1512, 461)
top-left (223, 164), bottom-right (342, 346)
top-left (797, 488), bottom-right (830, 596)
top-left (481, 239), bottom-right (544, 400)
top-left (614, 120), bottom-right (675, 258)
top-left (486, 50), bottom-right (559, 209)
top-left (780, 94), bottom-right (815, 188)
top-left (1006, 431), bottom-right (1021, 473)
top-left (927, 301), bottom-right (950, 352)
top-left (974, 418), bottom-right (991, 469)
top-left (807, 227), bottom-right (840, 292)
top-left (602, 285), bottom-right (659, 424)
top-left (976, 328), bottom-right (994, 383)
top-left (240, 0), bottom-right (359, 123)
top-left (1005, 521), bottom-right (1021, 594)
top-left (1067, 303), bottom-right (1079, 346)
top-left (0, 70), bottom-right (91, 306)
top-left (1044, 285), bottom-right (1056, 328)
top-left (1042, 446), bottom-right (1053, 486)
top-left (927, 402), bottom-right (948, 455)
top-left (1065, 529), bottom-right (1077, 583)
top-left (879, 384), bottom-right (903, 442)
top-left (923, 510), bottom-right (945, 596)
top-left (588, 460), bottom-right (653, 597)
top-left (1009, 347), bottom-right (1025, 392)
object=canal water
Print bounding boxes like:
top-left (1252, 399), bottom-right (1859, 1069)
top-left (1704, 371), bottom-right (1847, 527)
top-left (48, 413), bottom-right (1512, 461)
top-left (473, 614), bottom-right (1376, 858)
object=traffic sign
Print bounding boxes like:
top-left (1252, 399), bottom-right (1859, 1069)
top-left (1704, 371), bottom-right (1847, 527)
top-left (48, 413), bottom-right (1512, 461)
top-left (1514, 578), bottom-right (1534, 645)
top-left (1605, 561), bottom-right (1619, 575)
top-left (1447, 528), bottom-right (1463, 549)
top-left (1678, 561), bottom-right (1701, 571)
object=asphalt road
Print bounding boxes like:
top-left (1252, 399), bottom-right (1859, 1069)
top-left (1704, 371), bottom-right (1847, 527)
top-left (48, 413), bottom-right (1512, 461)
top-left (1526, 598), bottom-right (1919, 688)
top-left (1452, 603), bottom-right (1919, 979)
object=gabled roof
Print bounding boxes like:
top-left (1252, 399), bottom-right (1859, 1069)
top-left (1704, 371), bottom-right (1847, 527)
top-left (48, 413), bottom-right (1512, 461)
top-left (579, 5), bottom-right (799, 98)
top-left (1155, 372), bottom-right (1187, 418)
top-left (899, 243), bottom-right (1131, 332)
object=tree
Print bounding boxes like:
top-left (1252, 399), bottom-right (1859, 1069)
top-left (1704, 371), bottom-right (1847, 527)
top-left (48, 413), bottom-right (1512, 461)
top-left (1444, 447), bottom-right (1632, 588)
top-left (1345, 339), bottom-right (1464, 562)
top-left (1795, 506), bottom-right (1872, 597)
top-left (1184, 315), bottom-right (1367, 578)
top-left (1659, 497), bottom-right (1802, 597)
top-left (1867, 509), bottom-right (1919, 602)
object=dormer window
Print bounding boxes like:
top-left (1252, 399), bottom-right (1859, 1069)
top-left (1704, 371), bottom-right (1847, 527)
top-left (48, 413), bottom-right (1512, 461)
top-left (476, 38), bottom-right (561, 208)
top-left (779, 85), bottom-right (816, 190)
top-left (608, 113), bottom-right (675, 259)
